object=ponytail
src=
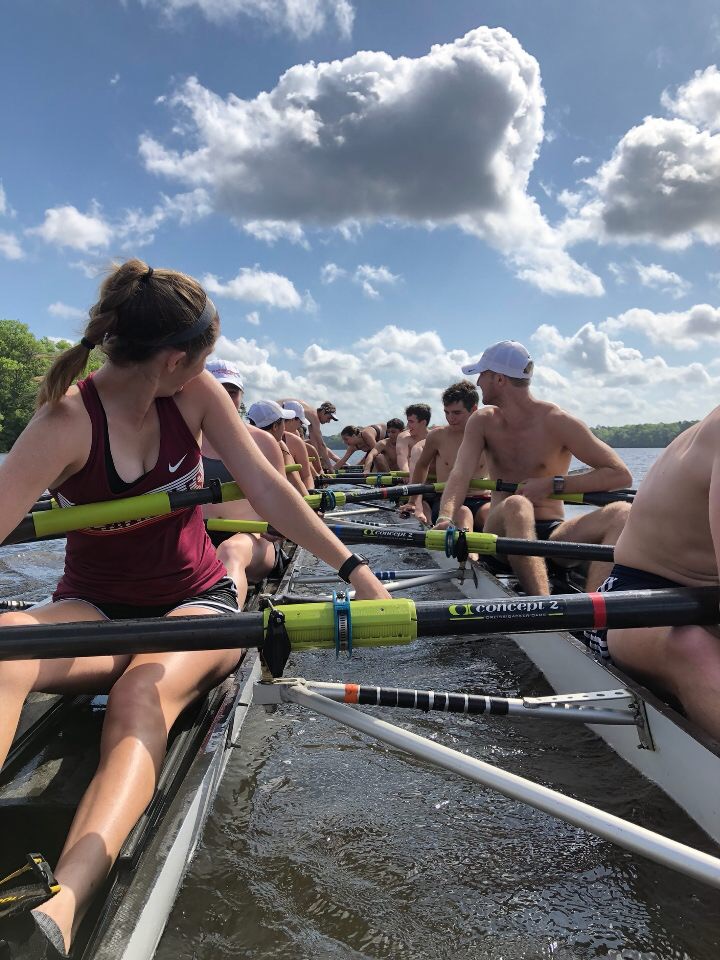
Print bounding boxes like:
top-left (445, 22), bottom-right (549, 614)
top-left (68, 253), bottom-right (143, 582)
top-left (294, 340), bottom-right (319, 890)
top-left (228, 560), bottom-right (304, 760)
top-left (36, 258), bottom-right (217, 408)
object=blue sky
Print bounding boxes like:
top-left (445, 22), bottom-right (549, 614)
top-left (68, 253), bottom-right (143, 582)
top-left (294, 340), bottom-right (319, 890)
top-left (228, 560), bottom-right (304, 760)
top-left (1, 0), bottom-right (720, 426)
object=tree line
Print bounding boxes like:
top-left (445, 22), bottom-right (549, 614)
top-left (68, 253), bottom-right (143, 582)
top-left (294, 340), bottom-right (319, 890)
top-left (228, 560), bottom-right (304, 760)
top-left (0, 319), bottom-right (700, 453)
top-left (0, 319), bottom-right (102, 452)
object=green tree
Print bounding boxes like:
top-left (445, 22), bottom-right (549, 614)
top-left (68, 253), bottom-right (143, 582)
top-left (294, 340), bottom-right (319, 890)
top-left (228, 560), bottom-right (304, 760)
top-left (0, 320), bottom-right (103, 451)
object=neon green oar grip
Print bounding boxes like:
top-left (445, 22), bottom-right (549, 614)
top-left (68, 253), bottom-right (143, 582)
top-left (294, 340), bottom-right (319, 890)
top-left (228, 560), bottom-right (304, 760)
top-left (264, 598), bottom-right (417, 650)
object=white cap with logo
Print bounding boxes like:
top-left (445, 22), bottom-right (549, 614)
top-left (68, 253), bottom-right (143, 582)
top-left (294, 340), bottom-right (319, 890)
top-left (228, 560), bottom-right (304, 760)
top-left (462, 340), bottom-right (533, 380)
top-left (282, 400), bottom-right (310, 426)
top-left (206, 359), bottom-right (244, 391)
top-left (247, 399), bottom-right (296, 429)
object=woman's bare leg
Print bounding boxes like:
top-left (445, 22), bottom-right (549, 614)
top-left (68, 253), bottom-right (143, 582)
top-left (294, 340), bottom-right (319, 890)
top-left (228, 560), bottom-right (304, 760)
top-left (0, 601), bottom-right (130, 771)
top-left (36, 608), bottom-right (242, 949)
top-left (216, 533), bottom-right (275, 606)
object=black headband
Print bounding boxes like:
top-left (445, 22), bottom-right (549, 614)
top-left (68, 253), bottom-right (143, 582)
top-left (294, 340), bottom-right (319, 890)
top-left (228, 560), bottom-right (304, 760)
top-left (152, 295), bottom-right (216, 347)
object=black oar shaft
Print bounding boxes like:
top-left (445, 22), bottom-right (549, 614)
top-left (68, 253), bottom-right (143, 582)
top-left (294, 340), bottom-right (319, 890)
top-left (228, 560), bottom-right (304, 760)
top-left (0, 612), bottom-right (265, 661)
top-left (413, 588), bottom-right (719, 638)
top-left (0, 588), bottom-right (717, 661)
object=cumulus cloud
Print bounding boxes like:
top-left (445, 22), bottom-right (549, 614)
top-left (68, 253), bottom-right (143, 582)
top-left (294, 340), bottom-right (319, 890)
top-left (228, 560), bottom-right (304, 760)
top-left (600, 303), bottom-right (720, 349)
top-left (322, 262), bottom-right (401, 298)
top-left (28, 203), bottom-right (113, 251)
top-left (661, 65), bottom-right (720, 133)
top-left (48, 302), bottom-right (87, 320)
top-left (608, 259), bottom-right (690, 298)
top-left (203, 266), bottom-right (306, 309)
top-left (0, 231), bottom-right (23, 260)
top-left (562, 67), bottom-right (720, 250)
top-left (530, 321), bottom-right (719, 423)
top-left (214, 320), bottom-right (719, 426)
top-left (245, 310), bottom-right (260, 325)
top-left (26, 189), bottom-right (212, 253)
top-left (0, 182), bottom-right (7, 217)
top-left (573, 155), bottom-right (591, 166)
top-left (243, 219), bottom-right (308, 247)
top-left (139, 0), bottom-right (354, 38)
top-left (139, 27), bottom-right (602, 296)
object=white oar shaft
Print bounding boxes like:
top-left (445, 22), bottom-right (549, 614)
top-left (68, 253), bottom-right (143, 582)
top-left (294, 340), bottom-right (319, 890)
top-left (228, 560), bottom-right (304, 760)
top-left (284, 684), bottom-right (720, 890)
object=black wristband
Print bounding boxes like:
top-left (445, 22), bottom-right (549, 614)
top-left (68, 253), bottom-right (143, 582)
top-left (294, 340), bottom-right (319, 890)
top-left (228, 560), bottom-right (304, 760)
top-left (553, 475), bottom-right (565, 494)
top-left (338, 553), bottom-right (369, 583)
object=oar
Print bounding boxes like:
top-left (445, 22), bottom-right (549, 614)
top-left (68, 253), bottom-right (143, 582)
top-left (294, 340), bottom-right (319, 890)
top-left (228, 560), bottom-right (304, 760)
top-left (207, 519), bottom-right (614, 563)
top-left (0, 587), bottom-right (716, 661)
top-left (3, 481), bottom-right (434, 547)
top-left (28, 463), bottom-right (304, 513)
top-left (319, 475), bottom-right (633, 507)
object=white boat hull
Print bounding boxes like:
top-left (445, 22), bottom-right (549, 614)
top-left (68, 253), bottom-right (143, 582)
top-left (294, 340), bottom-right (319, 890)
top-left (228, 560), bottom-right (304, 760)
top-left (433, 553), bottom-right (720, 845)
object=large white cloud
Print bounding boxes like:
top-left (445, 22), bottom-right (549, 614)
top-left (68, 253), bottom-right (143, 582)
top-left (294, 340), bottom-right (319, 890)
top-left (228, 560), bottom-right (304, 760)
top-left (203, 266), bottom-right (306, 308)
top-left (139, 27), bottom-right (602, 296)
top-left (139, 0), bottom-right (354, 38)
top-left (600, 303), bottom-right (720, 350)
top-left (563, 67), bottom-right (720, 250)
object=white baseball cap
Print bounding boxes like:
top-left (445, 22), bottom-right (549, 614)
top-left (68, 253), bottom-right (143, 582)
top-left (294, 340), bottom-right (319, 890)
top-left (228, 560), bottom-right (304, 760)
top-left (206, 359), bottom-right (244, 391)
top-left (462, 341), bottom-right (533, 380)
top-left (283, 400), bottom-right (309, 426)
top-left (247, 399), bottom-right (295, 429)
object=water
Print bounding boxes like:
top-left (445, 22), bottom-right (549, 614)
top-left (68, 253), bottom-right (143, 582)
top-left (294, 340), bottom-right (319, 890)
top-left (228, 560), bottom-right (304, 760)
top-left (3, 449), bottom-right (720, 958)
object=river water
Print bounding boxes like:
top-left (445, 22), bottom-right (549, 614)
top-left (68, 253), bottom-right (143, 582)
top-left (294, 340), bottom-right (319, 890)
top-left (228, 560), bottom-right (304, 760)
top-left (2, 449), bottom-right (719, 959)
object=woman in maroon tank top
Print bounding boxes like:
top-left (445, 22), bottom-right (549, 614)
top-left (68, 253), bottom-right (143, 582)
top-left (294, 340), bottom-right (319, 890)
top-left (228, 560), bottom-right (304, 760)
top-left (0, 259), bottom-right (390, 954)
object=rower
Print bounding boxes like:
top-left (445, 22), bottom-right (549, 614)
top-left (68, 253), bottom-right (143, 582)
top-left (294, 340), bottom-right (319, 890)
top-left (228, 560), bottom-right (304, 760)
top-left (588, 410), bottom-right (720, 740)
top-left (396, 403), bottom-right (431, 472)
top-left (281, 400), bottom-right (316, 490)
top-left (334, 422), bottom-right (387, 469)
top-left (363, 418), bottom-right (405, 473)
top-left (0, 260), bottom-right (390, 956)
top-left (277, 397), bottom-right (339, 471)
top-left (247, 400), bottom-right (309, 497)
top-left (202, 364), bottom-right (290, 604)
top-left (401, 381), bottom-right (491, 529)
top-left (434, 340), bottom-right (631, 595)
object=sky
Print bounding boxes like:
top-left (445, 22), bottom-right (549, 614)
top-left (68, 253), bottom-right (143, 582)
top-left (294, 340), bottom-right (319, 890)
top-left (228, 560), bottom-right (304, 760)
top-left (1, 0), bottom-right (720, 427)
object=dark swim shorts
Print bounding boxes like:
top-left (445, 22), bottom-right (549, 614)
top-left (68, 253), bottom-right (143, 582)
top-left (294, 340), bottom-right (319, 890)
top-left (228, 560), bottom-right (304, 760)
top-left (55, 575), bottom-right (240, 620)
top-left (583, 563), bottom-right (683, 661)
top-left (427, 493), bottom-right (491, 525)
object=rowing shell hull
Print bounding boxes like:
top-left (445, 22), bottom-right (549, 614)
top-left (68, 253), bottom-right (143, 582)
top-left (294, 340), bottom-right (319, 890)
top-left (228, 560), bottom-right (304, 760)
top-left (88, 654), bottom-right (261, 960)
top-left (433, 553), bottom-right (720, 845)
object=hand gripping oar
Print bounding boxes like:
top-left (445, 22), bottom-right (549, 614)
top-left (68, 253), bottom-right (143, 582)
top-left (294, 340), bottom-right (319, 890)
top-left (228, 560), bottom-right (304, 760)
top-left (0, 587), bottom-right (717, 663)
top-left (206, 519), bottom-right (614, 563)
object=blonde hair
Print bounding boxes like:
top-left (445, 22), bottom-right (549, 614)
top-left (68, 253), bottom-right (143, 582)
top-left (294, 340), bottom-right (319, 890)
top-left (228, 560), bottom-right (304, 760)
top-left (37, 259), bottom-right (218, 407)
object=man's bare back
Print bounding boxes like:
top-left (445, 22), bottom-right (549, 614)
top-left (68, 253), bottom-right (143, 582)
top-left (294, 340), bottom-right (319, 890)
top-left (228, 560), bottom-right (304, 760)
top-left (615, 414), bottom-right (720, 586)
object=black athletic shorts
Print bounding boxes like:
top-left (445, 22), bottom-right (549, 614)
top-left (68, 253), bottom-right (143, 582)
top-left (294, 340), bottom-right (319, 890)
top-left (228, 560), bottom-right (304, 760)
top-left (427, 493), bottom-right (491, 525)
top-left (583, 563), bottom-right (683, 661)
top-left (535, 519), bottom-right (564, 540)
top-left (55, 576), bottom-right (240, 620)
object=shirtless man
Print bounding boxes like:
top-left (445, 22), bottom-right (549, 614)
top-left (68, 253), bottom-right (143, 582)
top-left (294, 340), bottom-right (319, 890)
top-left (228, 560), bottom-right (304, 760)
top-left (248, 400), bottom-right (310, 498)
top-left (202, 363), bottom-right (288, 604)
top-left (586, 411), bottom-right (720, 739)
top-left (278, 398), bottom-right (339, 470)
top-left (396, 403), bottom-right (431, 472)
top-left (334, 422), bottom-right (387, 468)
top-left (364, 418), bottom-right (405, 473)
top-left (400, 381), bottom-right (491, 529)
top-left (434, 341), bottom-right (631, 594)
top-left (281, 400), bottom-right (315, 490)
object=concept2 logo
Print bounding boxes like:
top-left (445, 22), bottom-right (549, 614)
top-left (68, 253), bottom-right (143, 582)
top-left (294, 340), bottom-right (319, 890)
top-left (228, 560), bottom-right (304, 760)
top-left (448, 599), bottom-right (564, 620)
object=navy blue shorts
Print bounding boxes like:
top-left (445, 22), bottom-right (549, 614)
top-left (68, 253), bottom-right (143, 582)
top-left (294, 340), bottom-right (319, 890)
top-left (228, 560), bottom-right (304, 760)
top-left (583, 563), bottom-right (683, 661)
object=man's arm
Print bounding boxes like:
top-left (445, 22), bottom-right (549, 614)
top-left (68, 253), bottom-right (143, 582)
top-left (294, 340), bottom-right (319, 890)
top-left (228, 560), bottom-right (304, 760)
top-left (395, 431), bottom-right (412, 472)
top-left (284, 431), bottom-right (315, 490)
top-left (279, 439), bottom-right (309, 497)
top-left (399, 434), bottom-right (438, 515)
top-left (434, 413), bottom-right (487, 528)
top-left (305, 409), bottom-right (337, 469)
top-left (363, 440), bottom-right (384, 474)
